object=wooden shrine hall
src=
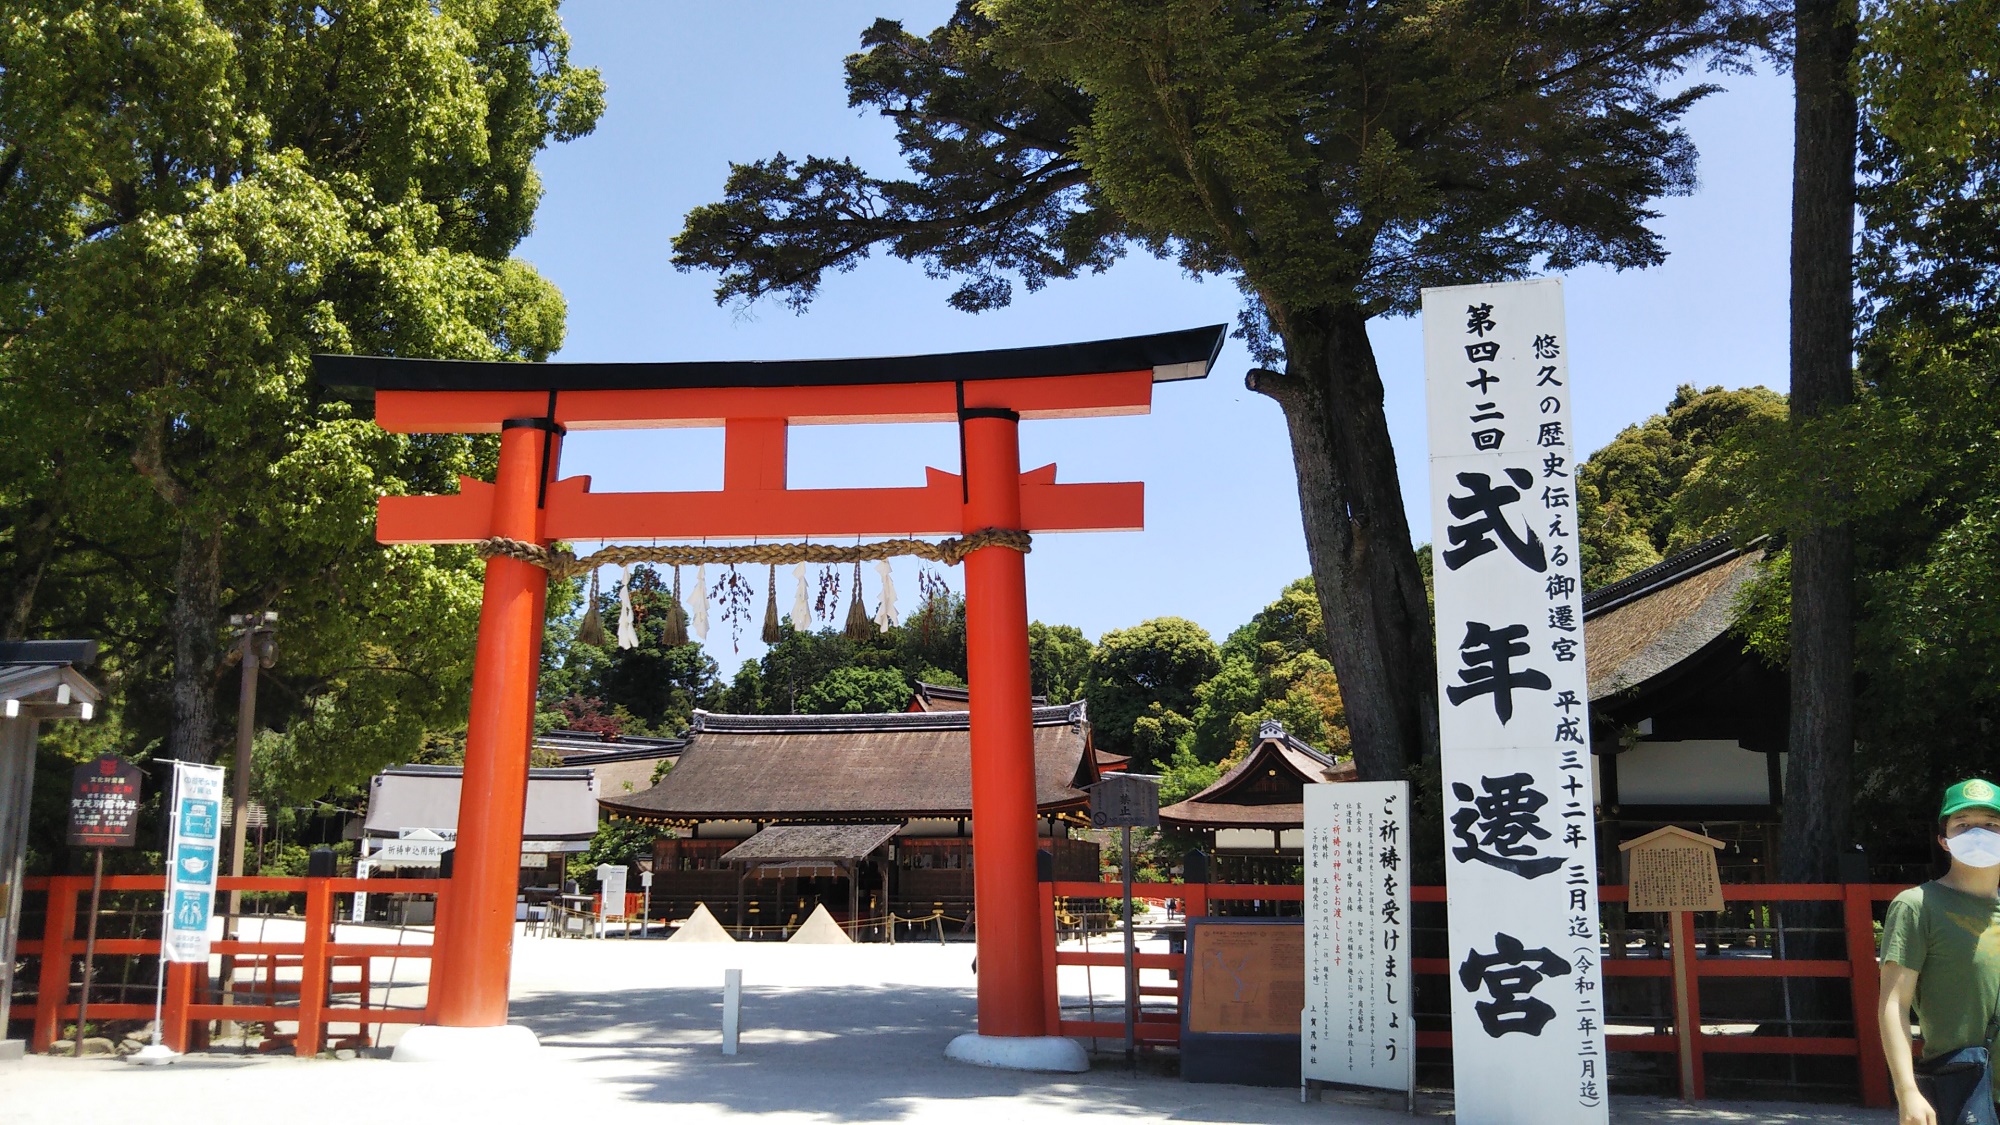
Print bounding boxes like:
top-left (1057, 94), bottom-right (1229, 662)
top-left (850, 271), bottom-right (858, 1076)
top-left (599, 703), bottom-right (1104, 935)
top-left (316, 323), bottom-right (1220, 1064)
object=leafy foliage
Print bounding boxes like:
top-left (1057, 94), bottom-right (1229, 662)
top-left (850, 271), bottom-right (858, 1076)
top-left (1574, 384), bottom-right (1786, 587)
top-left (1082, 617), bottom-right (1222, 769)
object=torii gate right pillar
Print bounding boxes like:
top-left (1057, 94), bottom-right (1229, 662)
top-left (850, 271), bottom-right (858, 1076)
top-left (960, 408), bottom-right (1046, 1038)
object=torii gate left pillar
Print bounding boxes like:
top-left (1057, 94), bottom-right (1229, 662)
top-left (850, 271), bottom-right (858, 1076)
top-left (318, 327), bottom-right (1221, 1068)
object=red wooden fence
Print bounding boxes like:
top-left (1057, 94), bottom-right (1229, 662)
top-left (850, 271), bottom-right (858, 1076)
top-left (1041, 880), bottom-right (1898, 1108)
top-left (17, 874), bottom-right (443, 1058)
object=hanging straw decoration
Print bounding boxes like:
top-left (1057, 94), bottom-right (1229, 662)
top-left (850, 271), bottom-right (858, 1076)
top-left (762, 563), bottom-right (781, 644)
top-left (711, 564), bottom-right (754, 651)
top-left (815, 565), bottom-right (840, 624)
top-left (844, 560), bottom-right (872, 639)
top-left (873, 560), bottom-right (900, 632)
top-left (577, 568), bottom-right (606, 647)
top-left (791, 563), bottom-right (811, 631)
top-left (616, 564), bottom-right (640, 650)
top-left (662, 565), bottom-right (689, 647)
top-left (690, 563), bottom-right (710, 641)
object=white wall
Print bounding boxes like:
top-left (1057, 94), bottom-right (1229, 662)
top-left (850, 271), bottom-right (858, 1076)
top-left (1615, 740), bottom-right (1774, 805)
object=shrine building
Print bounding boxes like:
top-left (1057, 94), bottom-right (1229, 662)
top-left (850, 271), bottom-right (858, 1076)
top-left (598, 702), bottom-right (1104, 935)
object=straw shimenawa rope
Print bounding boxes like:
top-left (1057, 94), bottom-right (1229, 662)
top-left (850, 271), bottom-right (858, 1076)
top-left (475, 528), bottom-right (1031, 581)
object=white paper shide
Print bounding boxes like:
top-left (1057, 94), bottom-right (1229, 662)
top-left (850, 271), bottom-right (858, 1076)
top-left (1302, 781), bottom-right (1413, 1096)
top-left (1423, 279), bottom-right (1607, 1124)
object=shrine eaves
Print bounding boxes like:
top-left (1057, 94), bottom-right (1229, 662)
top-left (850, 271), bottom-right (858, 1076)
top-left (312, 325), bottom-right (1225, 545)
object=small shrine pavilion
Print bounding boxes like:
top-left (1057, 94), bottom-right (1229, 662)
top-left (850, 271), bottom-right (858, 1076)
top-left (1157, 719), bottom-right (1351, 882)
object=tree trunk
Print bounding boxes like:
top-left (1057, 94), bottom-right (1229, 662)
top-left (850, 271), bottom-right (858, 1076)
top-left (165, 519), bottom-right (225, 764)
top-left (1248, 304), bottom-right (1438, 782)
top-left (1780, 0), bottom-right (1859, 885)
top-left (1, 496), bottom-right (61, 640)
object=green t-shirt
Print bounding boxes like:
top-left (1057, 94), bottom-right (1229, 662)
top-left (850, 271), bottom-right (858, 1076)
top-left (1881, 880), bottom-right (2000, 1061)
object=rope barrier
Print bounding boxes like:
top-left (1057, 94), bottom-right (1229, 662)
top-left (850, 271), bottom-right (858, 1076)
top-left (476, 529), bottom-right (1032, 581)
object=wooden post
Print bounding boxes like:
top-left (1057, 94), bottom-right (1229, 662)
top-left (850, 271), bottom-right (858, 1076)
top-left (960, 407), bottom-right (1047, 1037)
top-left (1040, 875), bottom-right (1061, 1036)
top-left (1845, 883), bottom-right (1891, 1108)
top-left (296, 877), bottom-right (330, 1056)
top-left (32, 876), bottom-right (78, 1051)
top-left (73, 848), bottom-right (104, 1056)
top-left (1670, 909), bottom-right (1704, 1100)
top-left (161, 962), bottom-right (194, 1053)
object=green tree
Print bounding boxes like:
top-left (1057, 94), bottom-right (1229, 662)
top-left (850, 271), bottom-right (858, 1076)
top-left (1083, 617), bottom-right (1221, 769)
top-left (0, 1), bottom-right (603, 797)
top-left (1680, 0), bottom-right (2000, 862)
top-left (672, 0), bottom-right (1764, 781)
top-left (1183, 578), bottom-right (1348, 765)
top-left (1574, 384), bottom-right (1785, 587)
top-left (799, 665), bottom-right (912, 713)
top-left (1027, 621), bottom-right (1093, 703)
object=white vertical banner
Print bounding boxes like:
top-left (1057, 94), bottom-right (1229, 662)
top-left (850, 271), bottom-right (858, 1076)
top-left (162, 761), bottom-right (226, 964)
top-left (1302, 781), bottom-right (1412, 1097)
top-left (1423, 279), bottom-right (1606, 1123)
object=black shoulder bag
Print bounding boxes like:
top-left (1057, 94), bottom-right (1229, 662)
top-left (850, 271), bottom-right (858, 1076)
top-left (1916, 1006), bottom-right (2000, 1125)
top-left (1918, 1047), bottom-right (1992, 1125)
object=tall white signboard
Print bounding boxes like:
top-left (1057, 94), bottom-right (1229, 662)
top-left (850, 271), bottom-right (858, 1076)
top-left (162, 761), bottom-right (225, 963)
top-left (1423, 279), bottom-right (1606, 1123)
top-left (1302, 781), bottom-right (1412, 1101)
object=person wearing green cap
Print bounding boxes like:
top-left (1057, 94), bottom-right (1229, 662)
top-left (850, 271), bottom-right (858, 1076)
top-left (1881, 778), bottom-right (2000, 1125)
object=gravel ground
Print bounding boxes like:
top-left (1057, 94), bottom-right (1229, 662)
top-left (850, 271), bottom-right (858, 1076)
top-left (0, 930), bottom-right (1895, 1124)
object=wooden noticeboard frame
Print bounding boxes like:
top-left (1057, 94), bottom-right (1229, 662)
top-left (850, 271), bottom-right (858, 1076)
top-left (1181, 917), bottom-right (1305, 1086)
top-left (1617, 825), bottom-right (1728, 1101)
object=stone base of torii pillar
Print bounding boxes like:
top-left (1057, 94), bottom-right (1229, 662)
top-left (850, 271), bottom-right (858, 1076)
top-left (392, 1024), bottom-right (540, 1063)
top-left (945, 1033), bottom-right (1089, 1073)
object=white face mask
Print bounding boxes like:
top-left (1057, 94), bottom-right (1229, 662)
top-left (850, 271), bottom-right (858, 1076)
top-left (1947, 827), bottom-right (2000, 868)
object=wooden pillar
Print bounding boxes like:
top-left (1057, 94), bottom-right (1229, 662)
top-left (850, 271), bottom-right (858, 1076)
top-left (960, 407), bottom-right (1048, 1037)
top-left (431, 419), bottom-right (557, 1027)
top-left (1845, 883), bottom-right (1891, 1108)
top-left (1671, 909), bottom-right (1704, 1099)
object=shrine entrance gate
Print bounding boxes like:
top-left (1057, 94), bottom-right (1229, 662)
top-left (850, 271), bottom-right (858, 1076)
top-left (315, 326), bottom-right (1222, 1061)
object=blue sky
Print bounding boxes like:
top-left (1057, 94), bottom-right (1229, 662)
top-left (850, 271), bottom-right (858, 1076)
top-left (518, 2), bottom-right (1793, 674)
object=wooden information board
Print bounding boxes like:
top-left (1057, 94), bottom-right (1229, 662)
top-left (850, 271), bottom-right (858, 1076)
top-left (1188, 922), bottom-right (1305, 1034)
top-left (1182, 918), bottom-right (1305, 1086)
top-left (1620, 825), bottom-right (1725, 913)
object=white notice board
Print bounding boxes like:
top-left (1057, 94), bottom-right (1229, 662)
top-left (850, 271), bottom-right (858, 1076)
top-left (1303, 781), bottom-right (1413, 1096)
top-left (1423, 278), bottom-right (1607, 1123)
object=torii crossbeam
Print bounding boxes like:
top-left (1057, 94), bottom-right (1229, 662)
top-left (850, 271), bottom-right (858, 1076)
top-left (316, 325), bottom-right (1222, 1066)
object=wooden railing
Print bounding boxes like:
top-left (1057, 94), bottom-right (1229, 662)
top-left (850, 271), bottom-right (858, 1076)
top-left (1040, 879), bottom-right (1900, 1108)
top-left (17, 874), bottom-right (443, 1057)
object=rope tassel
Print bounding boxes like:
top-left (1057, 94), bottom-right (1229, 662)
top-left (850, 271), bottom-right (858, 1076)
top-left (844, 560), bottom-right (872, 640)
top-left (762, 563), bottom-right (781, 644)
top-left (663, 566), bottom-right (688, 647)
top-left (616, 565), bottom-right (639, 650)
top-left (577, 568), bottom-right (606, 647)
top-left (873, 560), bottom-right (899, 632)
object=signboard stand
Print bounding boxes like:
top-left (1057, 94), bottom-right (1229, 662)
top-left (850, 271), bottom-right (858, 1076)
top-left (1301, 781), bottom-right (1414, 1112)
top-left (1090, 774), bottom-right (1159, 1065)
top-left (1423, 279), bottom-right (1607, 1123)
top-left (136, 760), bottom-right (226, 1064)
top-left (65, 755), bottom-right (140, 1059)
top-left (1619, 826), bottom-right (1726, 1099)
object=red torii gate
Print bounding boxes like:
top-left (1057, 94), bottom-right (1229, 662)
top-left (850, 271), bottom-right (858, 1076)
top-left (316, 326), bottom-right (1221, 1065)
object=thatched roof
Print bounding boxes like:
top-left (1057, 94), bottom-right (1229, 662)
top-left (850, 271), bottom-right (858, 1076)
top-left (720, 824), bottom-right (900, 864)
top-left (600, 701), bottom-right (1096, 824)
top-left (1158, 721), bottom-right (1350, 830)
top-left (1583, 536), bottom-right (1767, 702)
